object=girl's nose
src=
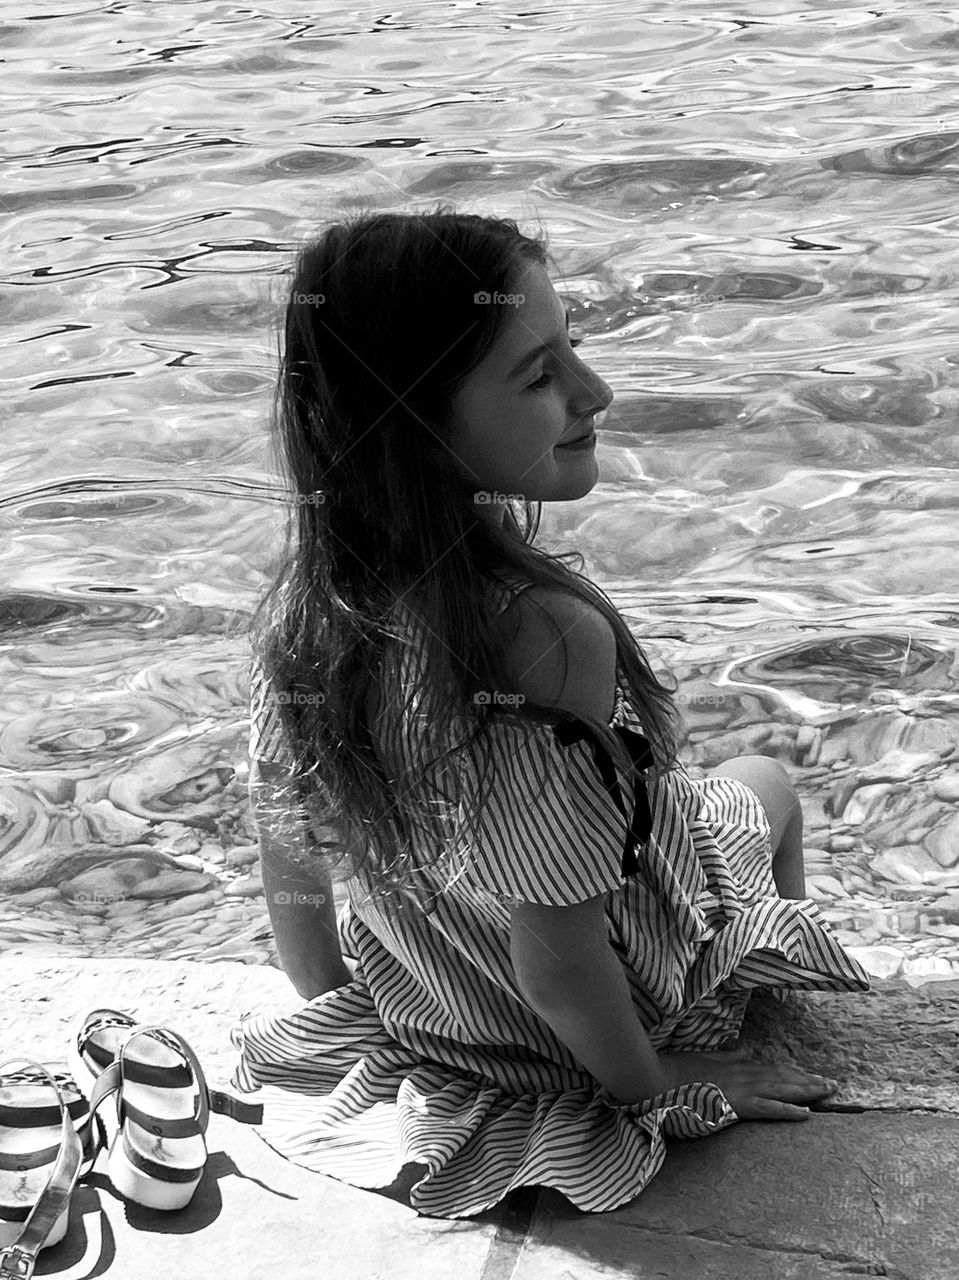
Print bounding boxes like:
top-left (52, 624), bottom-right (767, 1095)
top-left (583, 379), bottom-right (614, 415)
top-left (568, 348), bottom-right (614, 413)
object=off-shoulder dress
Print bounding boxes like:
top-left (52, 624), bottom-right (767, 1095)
top-left (228, 579), bottom-right (869, 1218)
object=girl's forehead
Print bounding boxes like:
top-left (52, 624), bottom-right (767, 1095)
top-left (492, 275), bottom-right (566, 357)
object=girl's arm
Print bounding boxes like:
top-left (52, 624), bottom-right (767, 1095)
top-left (501, 586), bottom-right (669, 1103)
top-left (511, 894), bottom-right (670, 1104)
top-left (250, 757), bottom-right (353, 999)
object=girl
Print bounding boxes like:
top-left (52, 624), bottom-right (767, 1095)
top-left (229, 206), bottom-right (870, 1220)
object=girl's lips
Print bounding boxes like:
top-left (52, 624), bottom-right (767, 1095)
top-left (557, 430), bottom-right (596, 448)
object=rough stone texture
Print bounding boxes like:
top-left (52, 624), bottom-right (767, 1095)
top-left (735, 977), bottom-right (959, 1112)
top-left (527, 1111), bottom-right (959, 1280)
top-left (524, 1115), bottom-right (959, 1279)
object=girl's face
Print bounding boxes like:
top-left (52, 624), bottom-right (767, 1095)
top-left (447, 262), bottom-right (614, 523)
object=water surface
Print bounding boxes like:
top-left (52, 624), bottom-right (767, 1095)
top-left (2, 1), bottom-right (959, 985)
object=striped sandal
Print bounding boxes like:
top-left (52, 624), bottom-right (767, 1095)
top-left (69, 1010), bottom-right (262, 1212)
top-left (0, 1059), bottom-right (97, 1280)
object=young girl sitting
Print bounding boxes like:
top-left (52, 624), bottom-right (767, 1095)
top-left (229, 206), bottom-right (870, 1220)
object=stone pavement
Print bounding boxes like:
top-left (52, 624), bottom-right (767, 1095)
top-left (2, 956), bottom-right (958, 1280)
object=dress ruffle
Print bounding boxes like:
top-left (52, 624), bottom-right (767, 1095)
top-left (228, 978), bottom-right (739, 1219)
top-left (227, 873), bottom-right (869, 1219)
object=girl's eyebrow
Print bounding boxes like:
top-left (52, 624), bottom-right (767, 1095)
top-left (505, 309), bottom-right (572, 382)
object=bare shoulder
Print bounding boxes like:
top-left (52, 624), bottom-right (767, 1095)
top-left (497, 585), bottom-right (617, 723)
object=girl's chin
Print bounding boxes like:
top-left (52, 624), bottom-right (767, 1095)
top-left (554, 461), bottom-right (599, 498)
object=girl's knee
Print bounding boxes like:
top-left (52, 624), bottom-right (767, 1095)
top-left (706, 754), bottom-right (801, 852)
top-left (759, 760), bottom-right (803, 855)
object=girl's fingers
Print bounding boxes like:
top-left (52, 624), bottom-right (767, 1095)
top-left (750, 1096), bottom-right (810, 1121)
top-left (757, 1079), bottom-right (835, 1100)
top-left (740, 1062), bottom-right (836, 1090)
top-left (779, 1103), bottom-right (811, 1121)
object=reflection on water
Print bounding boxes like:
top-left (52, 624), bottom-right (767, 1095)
top-left (2, 1), bottom-right (959, 986)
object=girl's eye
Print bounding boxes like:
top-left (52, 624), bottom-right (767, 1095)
top-left (526, 337), bottom-right (584, 390)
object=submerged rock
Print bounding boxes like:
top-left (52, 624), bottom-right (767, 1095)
top-left (845, 945), bottom-right (904, 980)
top-left (931, 771), bottom-right (959, 802)
top-left (0, 843), bottom-right (162, 894)
top-left (60, 856), bottom-right (173, 904)
top-left (132, 870), bottom-right (218, 900)
top-left (81, 798), bottom-right (152, 846)
top-left (151, 821), bottom-right (203, 855)
top-left (0, 787), bottom-right (50, 861)
top-left (149, 889), bottom-right (222, 922)
top-left (924, 813), bottom-right (959, 868)
top-left (9, 887), bottom-right (61, 906)
top-left (873, 845), bottom-right (954, 885)
top-left (225, 844), bottom-right (258, 869)
top-left (108, 743), bottom-right (235, 822)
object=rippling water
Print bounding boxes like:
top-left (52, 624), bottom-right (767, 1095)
top-left (3, 1), bottom-right (959, 984)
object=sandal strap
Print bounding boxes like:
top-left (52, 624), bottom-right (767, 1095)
top-left (86, 1061), bottom-right (122, 1119)
top-left (83, 1029), bottom-right (264, 1134)
top-left (122, 1026), bottom-right (210, 1136)
top-left (120, 1099), bottom-right (203, 1140)
top-left (208, 1090), bottom-right (263, 1125)
top-left (0, 1140), bottom-right (73, 1173)
top-left (75, 1010), bottom-right (137, 1076)
top-left (0, 1060), bottom-right (84, 1280)
top-left (0, 1091), bottom-right (88, 1131)
top-left (0, 1112), bottom-right (98, 1175)
top-left (113, 1056), bottom-right (193, 1089)
top-left (80, 1011), bottom-right (196, 1088)
top-left (77, 1010), bottom-right (134, 1051)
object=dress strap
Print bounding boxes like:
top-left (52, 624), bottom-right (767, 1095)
top-left (552, 718), bottom-right (654, 878)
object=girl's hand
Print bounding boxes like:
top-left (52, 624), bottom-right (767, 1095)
top-left (657, 1045), bottom-right (838, 1121)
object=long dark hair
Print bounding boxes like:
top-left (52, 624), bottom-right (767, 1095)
top-left (248, 205), bottom-right (682, 918)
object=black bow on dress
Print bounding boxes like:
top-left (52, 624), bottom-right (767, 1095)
top-left (552, 718), bottom-right (654, 878)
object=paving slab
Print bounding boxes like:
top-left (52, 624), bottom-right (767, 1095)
top-left (522, 1114), bottom-right (959, 1280)
top-left (734, 976), bottom-right (959, 1111)
top-left (0, 957), bottom-right (527, 1280)
top-left (0, 955), bottom-right (308, 1088)
top-left (25, 1109), bottom-right (515, 1280)
top-left (3, 958), bottom-right (959, 1280)
top-left (517, 976), bottom-right (959, 1280)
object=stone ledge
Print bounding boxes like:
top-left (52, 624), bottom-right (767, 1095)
top-left (0, 955), bottom-right (299, 1087)
top-left (3, 958), bottom-right (958, 1278)
top-left (0, 956), bottom-right (518, 1278)
top-left (3, 958), bottom-right (956, 1111)
top-left (526, 1113), bottom-right (959, 1280)
top-left (735, 976), bottom-right (959, 1112)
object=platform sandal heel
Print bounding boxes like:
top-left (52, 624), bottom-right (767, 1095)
top-left (0, 1060), bottom-right (92, 1280)
top-left (84, 1023), bottom-right (262, 1212)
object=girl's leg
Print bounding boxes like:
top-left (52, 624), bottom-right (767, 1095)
top-left (703, 755), bottom-right (807, 899)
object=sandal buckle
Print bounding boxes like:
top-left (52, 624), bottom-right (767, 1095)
top-left (0, 1244), bottom-right (36, 1280)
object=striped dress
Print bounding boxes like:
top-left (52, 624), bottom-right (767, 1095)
top-left (227, 581), bottom-right (870, 1219)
